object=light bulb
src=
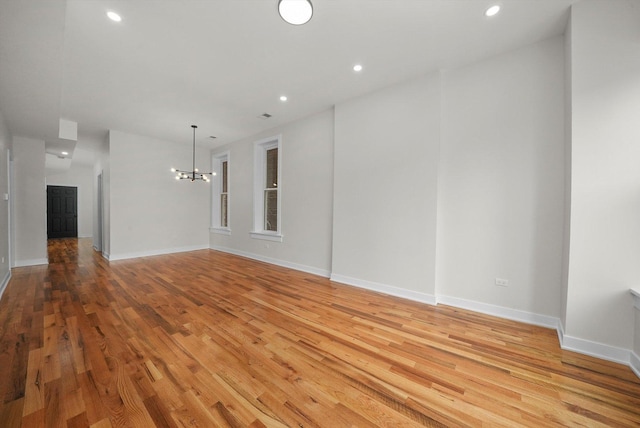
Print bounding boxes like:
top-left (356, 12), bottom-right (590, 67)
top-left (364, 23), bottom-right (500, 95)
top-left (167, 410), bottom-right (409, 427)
top-left (171, 167), bottom-right (176, 172)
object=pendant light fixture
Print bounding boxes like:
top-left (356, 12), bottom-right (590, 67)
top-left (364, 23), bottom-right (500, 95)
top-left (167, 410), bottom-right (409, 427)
top-left (171, 125), bottom-right (215, 182)
top-left (278, 0), bottom-right (313, 25)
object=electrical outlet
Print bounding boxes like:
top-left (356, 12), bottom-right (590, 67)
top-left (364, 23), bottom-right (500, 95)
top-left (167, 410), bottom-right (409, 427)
top-left (495, 278), bottom-right (509, 287)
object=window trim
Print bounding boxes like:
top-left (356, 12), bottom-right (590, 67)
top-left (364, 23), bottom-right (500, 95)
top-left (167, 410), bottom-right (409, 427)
top-left (210, 151), bottom-right (231, 235)
top-left (251, 135), bottom-right (282, 242)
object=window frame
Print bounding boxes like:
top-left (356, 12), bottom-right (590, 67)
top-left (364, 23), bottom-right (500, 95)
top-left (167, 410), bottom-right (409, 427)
top-left (210, 151), bottom-right (231, 235)
top-left (251, 135), bottom-right (283, 242)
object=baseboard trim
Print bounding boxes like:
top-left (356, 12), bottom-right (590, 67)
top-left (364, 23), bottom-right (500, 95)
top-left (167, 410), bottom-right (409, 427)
top-left (108, 245), bottom-right (209, 261)
top-left (330, 273), bottom-right (437, 306)
top-left (14, 258), bottom-right (48, 267)
top-left (210, 245), bottom-right (331, 278)
top-left (560, 333), bottom-right (631, 366)
top-left (557, 319), bottom-right (566, 346)
top-left (631, 352), bottom-right (640, 379)
top-left (0, 270), bottom-right (11, 301)
top-left (436, 295), bottom-right (560, 330)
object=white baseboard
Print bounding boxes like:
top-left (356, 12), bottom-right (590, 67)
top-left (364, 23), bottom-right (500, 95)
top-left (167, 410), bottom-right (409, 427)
top-left (210, 245), bottom-right (331, 278)
top-left (108, 244), bottom-right (209, 261)
top-left (631, 352), bottom-right (640, 379)
top-left (0, 270), bottom-right (11, 301)
top-left (557, 319), bottom-right (566, 345)
top-left (14, 258), bottom-right (48, 267)
top-left (560, 332), bottom-right (631, 366)
top-left (436, 295), bottom-right (560, 330)
top-left (330, 273), bottom-right (437, 305)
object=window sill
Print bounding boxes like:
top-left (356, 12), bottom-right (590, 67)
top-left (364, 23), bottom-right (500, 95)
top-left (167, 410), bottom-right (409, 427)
top-left (210, 227), bottom-right (231, 236)
top-left (250, 231), bottom-right (283, 242)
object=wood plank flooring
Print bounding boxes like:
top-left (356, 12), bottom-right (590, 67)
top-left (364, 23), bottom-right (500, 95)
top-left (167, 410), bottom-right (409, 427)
top-left (1, 238), bottom-right (639, 427)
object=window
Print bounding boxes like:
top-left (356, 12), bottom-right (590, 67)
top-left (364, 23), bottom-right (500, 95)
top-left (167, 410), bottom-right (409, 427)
top-left (221, 160), bottom-right (229, 227)
top-left (251, 135), bottom-right (282, 242)
top-left (211, 151), bottom-right (231, 235)
top-left (264, 147), bottom-right (278, 231)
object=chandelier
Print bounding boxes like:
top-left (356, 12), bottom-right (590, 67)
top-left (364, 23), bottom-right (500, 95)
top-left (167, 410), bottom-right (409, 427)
top-left (171, 125), bottom-right (215, 182)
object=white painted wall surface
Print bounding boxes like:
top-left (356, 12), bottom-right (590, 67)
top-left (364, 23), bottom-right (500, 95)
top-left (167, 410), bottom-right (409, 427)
top-left (108, 130), bottom-right (210, 259)
top-left (635, 306), bottom-right (640, 360)
top-left (332, 73), bottom-right (441, 299)
top-left (12, 136), bottom-right (47, 266)
top-left (0, 112), bottom-right (12, 291)
top-left (560, 14), bottom-right (573, 331)
top-left (96, 136), bottom-right (110, 257)
top-left (210, 110), bottom-right (334, 276)
top-left (46, 163), bottom-right (94, 238)
top-left (565, 0), bottom-right (640, 351)
top-left (437, 36), bottom-right (565, 318)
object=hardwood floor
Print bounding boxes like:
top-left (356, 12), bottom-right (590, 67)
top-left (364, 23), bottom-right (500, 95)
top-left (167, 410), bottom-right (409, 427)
top-left (0, 238), bottom-right (639, 427)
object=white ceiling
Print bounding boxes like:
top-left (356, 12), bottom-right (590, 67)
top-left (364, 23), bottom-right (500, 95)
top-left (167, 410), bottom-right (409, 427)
top-left (0, 0), bottom-right (577, 166)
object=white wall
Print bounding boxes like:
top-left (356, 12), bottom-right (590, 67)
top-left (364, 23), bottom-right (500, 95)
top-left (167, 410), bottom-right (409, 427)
top-left (108, 130), bottom-right (210, 259)
top-left (46, 163), bottom-right (93, 238)
top-left (210, 109), bottom-right (334, 276)
top-left (560, 14), bottom-right (573, 332)
top-left (0, 111), bottom-right (12, 295)
top-left (564, 0), bottom-right (640, 355)
top-left (94, 135), bottom-right (110, 256)
top-left (332, 73), bottom-right (441, 302)
top-left (436, 37), bottom-right (565, 320)
top-left (12, 136), bottom-right (47, 266)
top-left (635, 304), bottom-right (640, 371)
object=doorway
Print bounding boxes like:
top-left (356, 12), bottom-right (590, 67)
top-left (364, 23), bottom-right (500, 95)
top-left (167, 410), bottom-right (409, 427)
top-left (46, 185), bottom-right (78, 239)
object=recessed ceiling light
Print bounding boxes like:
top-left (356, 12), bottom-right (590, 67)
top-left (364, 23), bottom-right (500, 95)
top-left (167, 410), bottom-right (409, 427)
top-left (107, 11), bottom-right (122, 22)
top-left (353, 64), bottom-right (363, 72)
top-left (278, 0), bottom-right (313, 25)
top-left (280, 95), bottom-right (288, 102)
top-left (485, 5), bottom-right (500, 17)
top-left (61, 151), bottom-right (68, 156)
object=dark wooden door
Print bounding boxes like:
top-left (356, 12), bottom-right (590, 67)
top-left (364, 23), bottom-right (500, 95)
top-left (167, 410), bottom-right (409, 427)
top-left (47, 185), bottom-right (78, 239)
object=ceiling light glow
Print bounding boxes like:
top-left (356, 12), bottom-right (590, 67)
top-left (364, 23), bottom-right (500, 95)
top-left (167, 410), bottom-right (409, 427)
top-left (353, 64), bottom-right (363, 72)
top-left (107, 11), bottom-right (122, 22)
top-left (485, 5), bottom-right (500, 17)
top-left (280, 95), bottom-right (288, 102)
top-left (61, 151), bottom-right (68, 156)
top-left (278, 0), bottom-right (313, 25)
